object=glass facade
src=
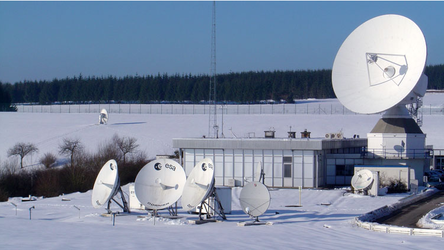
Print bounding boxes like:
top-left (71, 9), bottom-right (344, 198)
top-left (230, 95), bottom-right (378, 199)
top-left (182, 148), bottom-right (318, 188)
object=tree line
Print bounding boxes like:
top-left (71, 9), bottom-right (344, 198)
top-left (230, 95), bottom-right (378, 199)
top-left (1, 65), bottom-right (443, 106)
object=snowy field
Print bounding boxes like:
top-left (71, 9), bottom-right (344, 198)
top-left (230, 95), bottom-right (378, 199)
top-left (1, 93), bottom-right (444, 165)
top-left (1, 185), bottom-right (444, 249)
top-left (1, 93), bottom-right (444, 249)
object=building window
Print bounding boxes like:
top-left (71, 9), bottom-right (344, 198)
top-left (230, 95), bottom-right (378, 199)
top-left (436, 156), bottom-right (444, 170)
top-left (283, 156), bottom-right (292, 178)
top-left (336, 165), bottom-right (354, 176)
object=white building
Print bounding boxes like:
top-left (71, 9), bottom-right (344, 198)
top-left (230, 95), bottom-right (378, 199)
top-left (173, 128), bottom-right (432, 188)
top-left (173, 131), bottom-right (369, 188)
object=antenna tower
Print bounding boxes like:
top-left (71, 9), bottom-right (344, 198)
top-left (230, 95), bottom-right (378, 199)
top-left (208, 1), bottom-right (218, 138)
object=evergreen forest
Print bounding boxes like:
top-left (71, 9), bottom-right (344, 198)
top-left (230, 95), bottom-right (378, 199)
top-left (1, 64), bottom-right (443, 106)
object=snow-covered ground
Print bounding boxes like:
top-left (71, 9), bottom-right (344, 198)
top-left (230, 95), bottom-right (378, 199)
top-left (1, 93), bottom-right (444, 249)
top-left (1, 93), bottom-right (443, 166)
top-left (0, 185), bottom-right (442, 249)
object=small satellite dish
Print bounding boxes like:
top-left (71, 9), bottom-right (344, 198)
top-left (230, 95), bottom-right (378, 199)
top-left (181, 158), bottom-right (215, 212)
top-left (332, 14), bottom-right (427, 114)
top-left (351, 169), bottom-right (374, 191)
top-left (134, 159), bottom-right (186, 211)
top-left (99, 109), bottom-right (108, 124)
top-left (239, 181), bottom-right (270, 219)
top-left (91, 159), bottom-right (129, 213)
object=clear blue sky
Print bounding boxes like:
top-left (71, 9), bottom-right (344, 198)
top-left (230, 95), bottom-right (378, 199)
top-left (0, 1), bottom-right (443, 84)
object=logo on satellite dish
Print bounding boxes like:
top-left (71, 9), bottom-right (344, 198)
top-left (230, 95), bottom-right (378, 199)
top-left (201, 163), bottom-right (214, 171)
top-left (154, 163), bottom-right (162, 171)
top-left (165, 163), bottom-right (176, 171)
top-left (109, 163), bottom-right (115, 170)
top-left (366, 53), bottom-right (408, 87)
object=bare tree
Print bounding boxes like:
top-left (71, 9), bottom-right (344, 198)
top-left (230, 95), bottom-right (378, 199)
top-left (40, 152), bottom-right (57, 169)
top-left (58, 138), bottom-right (84, 167)
top-left (7, 142), bottom-right (39, 168)
top-left (112, 134), bottom-right (139, 164)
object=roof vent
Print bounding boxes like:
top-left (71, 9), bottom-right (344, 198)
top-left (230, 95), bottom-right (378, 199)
top-left (264, 128), bottom-right (276, 138)
top-left (301, 129), bottom-right (311, 138)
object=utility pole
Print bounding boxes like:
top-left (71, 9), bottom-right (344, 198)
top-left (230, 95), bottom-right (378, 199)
top-left (208, 0), bottom-right (218, 138)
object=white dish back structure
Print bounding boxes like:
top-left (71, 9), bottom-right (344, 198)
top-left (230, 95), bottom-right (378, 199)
top-left (181, 158), bottom-right (215, 211)
top-left (99, 109), bottom-right (108, 124)
top-left (239, 181), bottom-right (270, 217)
top-left (351, 169), bottom-right (374, 191)
top-left (91, 159), bottom-right (119, 208)
top-left (134, 159), bottom-right (186, 210)
top-left (332, 14), bottom-right (427, 115)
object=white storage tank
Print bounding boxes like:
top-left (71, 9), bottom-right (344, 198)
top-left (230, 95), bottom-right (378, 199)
top-left (129, 184), bottom-right (145, 211)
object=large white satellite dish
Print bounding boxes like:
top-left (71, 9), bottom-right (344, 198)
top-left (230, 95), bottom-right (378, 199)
top-left (181, 158), bottom-right (215, 212)
top-left (99, 109), bottom-right (108, 124)
top-left (134, 159), bottom-right (186, 212)
top-left (332, 14), bottom-right (427, 115)
top-left (239, 181), bottom-right (271, 224)
top-left (91, 159), bottom-right (129, 213)
top-left (351, 169), bottom-right (374, 191)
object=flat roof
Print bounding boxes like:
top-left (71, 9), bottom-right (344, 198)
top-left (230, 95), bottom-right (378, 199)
top-left (173, 137), bottom-right (367, 151)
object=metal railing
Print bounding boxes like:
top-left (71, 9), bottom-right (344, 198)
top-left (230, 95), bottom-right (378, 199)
top-left (363, 148), bottom-right (433, 159)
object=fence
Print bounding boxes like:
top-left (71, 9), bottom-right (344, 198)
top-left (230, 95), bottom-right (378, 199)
top-left (14, 103), bottom-right (444, 115)
top-left (364, 148), bottom-right (433, 159)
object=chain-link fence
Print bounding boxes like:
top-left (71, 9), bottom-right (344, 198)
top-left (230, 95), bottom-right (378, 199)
top-left (14, 103), bottom-right (444, 115)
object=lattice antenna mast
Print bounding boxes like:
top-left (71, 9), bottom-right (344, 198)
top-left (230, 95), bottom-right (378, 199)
top-left (208, 1), bottom-right (218, 138)
top-left (408, 96), bottom-right (424, 127)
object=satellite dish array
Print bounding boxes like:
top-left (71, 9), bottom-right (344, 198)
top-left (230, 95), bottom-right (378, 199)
top-left (91, 157), bottom-right (271, 224)
top-left (92, 13), bottom-right (428, 225)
